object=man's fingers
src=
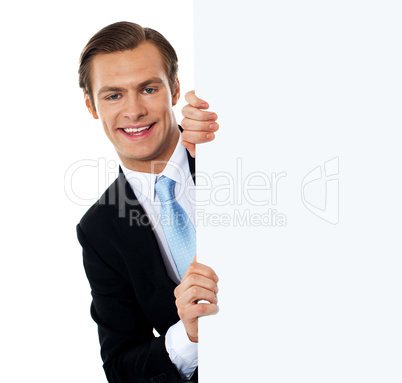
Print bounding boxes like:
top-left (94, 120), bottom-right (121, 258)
top-left (182, 104), bottom-right (217, 122)
top-left (184, 90), bottom-right (209, 109)
top-left (174, 262), bottom-right (219, 298)
top-left (181, 131), bottom-right (216, 145)
top-left (180, 90), bottom-right (219, 156)
top-left (182, 261), bottom-right (219, 283)
top-left (179, 303), bottom-right (218, 320)
top-left (174, 267), bottom-right (219, 298)
top-left (176, 285), bottom-right (218, 307)
top-left (182, 273), bottom-right (218, 294)
top-left (181, 117), bottom-right (219, 133)
top-left (174, 258), bottom-right (220, 329)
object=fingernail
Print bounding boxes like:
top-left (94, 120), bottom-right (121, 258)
top-left (214, 296), bottom-right (218, 304)
top-left (214, 285), bottom-right (219, 294)
top-left (208, 113), bottom-right (216, 120)
top-left (209, 123), bottom-right (218, 131)
top-left (200, 102), bottom-right (208, 109)
top-left (206, 133), bottom-right (214, 140)
top-left (213, 274), bottom-right (219, 283)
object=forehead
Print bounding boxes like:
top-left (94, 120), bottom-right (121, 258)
top-left (90, 42), bottom-right (167, 90)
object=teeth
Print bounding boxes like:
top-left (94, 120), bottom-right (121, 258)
top-left (123, 125), bottom-right (150, 133)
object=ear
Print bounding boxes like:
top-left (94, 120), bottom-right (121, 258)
top-left (84, 92), bottom-right (99, 119)
top-left (171, 77), bottom-right (180, 106)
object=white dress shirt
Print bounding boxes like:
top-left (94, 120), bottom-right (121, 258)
top-left (121, 134), bottom-right (197, 379)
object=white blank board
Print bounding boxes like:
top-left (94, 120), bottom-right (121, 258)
top-left (194, 1), bottom-right (402, 382)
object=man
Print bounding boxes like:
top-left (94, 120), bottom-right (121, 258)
top-left (76, 22), bottom-right (219, 383)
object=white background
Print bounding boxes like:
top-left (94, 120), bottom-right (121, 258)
top-left (0, 1), bottom-right (193, 381)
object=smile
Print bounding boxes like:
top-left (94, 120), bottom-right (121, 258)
top-left (121, 123), bottom-right (154, 136)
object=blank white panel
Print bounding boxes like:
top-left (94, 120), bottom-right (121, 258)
top-left (195, 1), bottom-right (402, 382)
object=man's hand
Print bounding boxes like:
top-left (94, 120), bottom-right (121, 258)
top-left (174, 259), bottom-right (219, 343)
top-left (181, 91), bottom-right (219, 158)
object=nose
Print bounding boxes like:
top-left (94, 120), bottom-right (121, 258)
top-left (123, 93), bottom-right (147, 120)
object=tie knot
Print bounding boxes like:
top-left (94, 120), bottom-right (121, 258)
top-left (155, 176), bottom-right (176, 203)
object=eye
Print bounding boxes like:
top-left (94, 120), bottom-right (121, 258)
top-left (106, 94), bottom-right (121, 100)
top-left (143, 88), bottom-right (156, 94)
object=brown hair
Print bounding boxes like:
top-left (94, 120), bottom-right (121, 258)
top-left (78, 21), bottom-right (179, 111)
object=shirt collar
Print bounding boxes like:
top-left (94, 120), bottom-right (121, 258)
top-left (120, 133), bottom-right (191, 202)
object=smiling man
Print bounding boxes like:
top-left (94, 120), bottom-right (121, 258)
top-left (77, 22), bottom-right (219, 383)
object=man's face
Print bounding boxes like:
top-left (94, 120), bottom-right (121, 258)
top-left (86, 42), bottom-right (180, 172)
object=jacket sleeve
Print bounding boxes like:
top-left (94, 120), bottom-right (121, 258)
top-left (77, 223), bottom-right (197, 383)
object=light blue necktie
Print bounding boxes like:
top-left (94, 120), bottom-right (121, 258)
top-left (155, 176), bottom-right (196, 279)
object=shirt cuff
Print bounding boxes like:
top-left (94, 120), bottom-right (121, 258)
top-left (165, 320), bottom-right (198, 379)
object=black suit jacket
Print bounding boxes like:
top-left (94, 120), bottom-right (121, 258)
top-left (77, 151), bottom-right (197, 383)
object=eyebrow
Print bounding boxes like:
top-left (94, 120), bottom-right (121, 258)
top-left (97, 86), bottom-right (126, 97)
top-left (138, 77), bottom-right (164, 89)
top-left (97, 77), bottom-right (165, 97)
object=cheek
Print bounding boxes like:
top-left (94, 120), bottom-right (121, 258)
top-left (98, 105), bottom-right (120, 128)
top-left (154, 97), bottom-right (173, 119)
top-left (149, 91), bottom-right (172, 111)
